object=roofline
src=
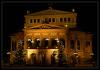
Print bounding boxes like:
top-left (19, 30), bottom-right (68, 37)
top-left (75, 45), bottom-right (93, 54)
top-left (24, 9), bottom-right (77, 17)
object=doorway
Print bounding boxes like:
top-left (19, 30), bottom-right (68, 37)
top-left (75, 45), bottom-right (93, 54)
top-left (38, 50), bottom-right (46, 64)
top-left (51, 51), bottom-right (58, 64)
top-left (31, 53), bottom-right (36, 64)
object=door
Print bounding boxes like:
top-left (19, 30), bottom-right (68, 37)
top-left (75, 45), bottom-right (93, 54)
top-left (31, 53), bottom-right (36, 64)
top-left (38, 50), bottom-right (46, 64)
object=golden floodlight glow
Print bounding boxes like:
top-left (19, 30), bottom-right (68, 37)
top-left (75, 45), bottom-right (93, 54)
top-left (65, 24), bottom-right (68, 27)
top-left (31, 40), bottom-right (34, 43)
top-left (37, 39), bottom-right (40, 41)
top-left (46, 49), bottom-right (59, 63)
top-left (47, 49), bottom-right (59, 56)
top-left (57, 40), bottom-right (59, 43)
top-left (28, 39), bottom-right (31, 41)
top-left (27, 49), bottom-right (38, 59)
top-left (45, 38), bottom-right (49, 40)
top-left (55, 38), bottom-right (59, 40)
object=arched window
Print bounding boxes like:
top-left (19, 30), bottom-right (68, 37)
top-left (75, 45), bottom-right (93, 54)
top-left (27, 38), bottom-right (33, 48)
top-left (64, 18), bottom-right (67, 22)
top-left (51, 38), bottom-right (57, 47)
top-left (34, 19), bottom-right (36, 23)
top-left (43, 18), bottom-right (49, 24)
top-left (49, 18), bottom-right (51, 22)
top-left (52, 18), bottom-right (55, 22)
top-left (30, 19), bottom-right (32, 23)
top-left (70, 40), bottom-right (74, 49)
top-left (45, 38), bottom-right (49, 47)
top-left (12, 41), bottom-right (16, 51)
top-left (60, 18), bottom-right (63, 22)
top-left (37, 19), bottom-right (40, 23)
top-left (41, 38), bottom-right (49, 47)
top-left (34, 38), bottom-right (40, 47)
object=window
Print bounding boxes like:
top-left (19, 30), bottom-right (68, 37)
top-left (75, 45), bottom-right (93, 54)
top-left (45, 18), bottom-right (48, 22)
top-left (12, 41), bottom-right (16, 51)
top-left (68, 18), bottom-right (70, 22)
top-left (27, 38), bottom-right (33, 48)
top-left (52, 18), bottom-right (55, 22)
top-left (44, 38), bottom-right (49, 47)
top-left (41, 38), bottom-right (48, 47)
top-left (49, 18), bottom-right (51, 22)
top-left (51, 39), bottom-right (57, 47)
top-left (70, 40), bottom-right (74, 49)
top-left (64, 18), bottom-right (67, 22)
top-left (35, 38), bottom-right (40, 47)
top-left (60, 18), bottom-right (63, 22)
top-left (44, 18), bottom-right (49, 23)
top-left (30, 19), bottom-right (32, 23)
top-left (77, 40), bottom-right (80, 50)
top-left (34, 19), bottom-right (36, 23)
top-left (37, 19), bottom-right (40, 23)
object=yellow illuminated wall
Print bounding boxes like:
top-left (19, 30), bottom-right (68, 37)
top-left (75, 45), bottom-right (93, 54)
top-left (27, 49), bottom-right (38, 59)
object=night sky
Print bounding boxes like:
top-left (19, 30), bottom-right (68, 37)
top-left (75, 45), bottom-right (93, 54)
top-left (2, 2), bottom-right (97, 63)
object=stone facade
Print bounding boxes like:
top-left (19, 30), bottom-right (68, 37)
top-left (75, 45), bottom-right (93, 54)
top-left (10, 7), bottom-right (93, 65)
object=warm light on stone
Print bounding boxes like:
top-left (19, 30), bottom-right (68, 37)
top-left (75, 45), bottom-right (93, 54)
top-left (9, 7), bottom-right (93, 66)
top-left (65, 24), bottom-right (68, 27)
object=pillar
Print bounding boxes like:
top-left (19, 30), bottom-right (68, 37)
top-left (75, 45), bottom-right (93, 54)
top-left (90, 41), bottom-right (93, 53)
top-left (10, 37), bottom-right (13, 64)
top-left (24, 29), bottom-right (28, 64)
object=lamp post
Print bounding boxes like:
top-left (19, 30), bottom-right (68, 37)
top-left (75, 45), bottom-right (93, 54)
top-left (6, 52), bottom-right (11, 64)
top-left (73, 52), bottom-right (78, 64)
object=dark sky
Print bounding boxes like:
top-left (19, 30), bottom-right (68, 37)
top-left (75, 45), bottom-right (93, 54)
top-left (2, 2), bottom-right (97, 63)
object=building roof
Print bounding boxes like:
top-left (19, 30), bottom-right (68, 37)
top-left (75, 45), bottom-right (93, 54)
top-left (25, 7), bottom-right (76, 16)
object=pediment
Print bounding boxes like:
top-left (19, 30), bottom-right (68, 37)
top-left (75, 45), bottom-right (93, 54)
top-left (31, 24), bottom-right (64, 29)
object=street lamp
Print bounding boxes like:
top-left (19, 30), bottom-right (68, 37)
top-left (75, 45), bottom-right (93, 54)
top-left (73, 52), bottom-right (78, 55)
top-left (73, 52), bottom-right (78, 64)
top-left (6, 52), bottom-right (11, 55)
top-left (90, 53), bottom-right (94, 56)
top-left (6, 52), bottom-right (11, 64)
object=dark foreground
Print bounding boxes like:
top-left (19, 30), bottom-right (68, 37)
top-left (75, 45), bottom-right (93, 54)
top-left (1, 63), bottom-right (96, 69)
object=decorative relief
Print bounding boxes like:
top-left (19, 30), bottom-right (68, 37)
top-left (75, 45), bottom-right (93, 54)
top-left (59, 33), bottom-right (65, 35)
top-left (42, 33), bottom-right (49, 35)
top-left (34, 33), bottom-right (40, 36)
top-left (27, 32), bottom-right (65, 37)
top-left (50, 33), bottom-right (57, 36)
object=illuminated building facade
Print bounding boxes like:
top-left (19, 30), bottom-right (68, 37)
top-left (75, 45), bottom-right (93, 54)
top-left (10, 7), bottom-right (93, 65)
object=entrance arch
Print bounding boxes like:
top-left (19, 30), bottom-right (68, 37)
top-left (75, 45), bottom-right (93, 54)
top-left (38, 50), bottom-right (46, 64)
top-left (51, 51), bottom-right (58, 64)
top-left (31, 53), bottom-right (36, 64)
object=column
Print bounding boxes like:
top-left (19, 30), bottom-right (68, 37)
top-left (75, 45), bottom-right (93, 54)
top-left (24, 30), bottom-right (28, 64)
top-left (90, 41), bottom-right (93, 53)
top-left (10, 37), bottom-right (13, 64)
top-left (24, 34), bottom-right (27, 49)
top-left (11, 38), bottom-right (12, 51)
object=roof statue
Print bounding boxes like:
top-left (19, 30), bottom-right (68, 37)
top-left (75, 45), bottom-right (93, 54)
top-left (72, 8), bottom-right (75, 12)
